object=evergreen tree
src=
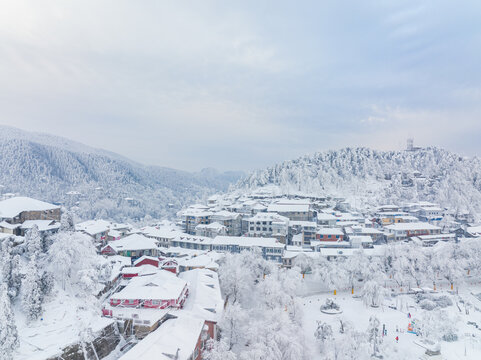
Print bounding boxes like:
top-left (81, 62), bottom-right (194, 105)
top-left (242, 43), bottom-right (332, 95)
top-left (10, 255), bottom-right (22, 299)
top-left (22, 254), bottom-right (43, 322)
top-left (60, 210), bottom-right (75, 232)
top-left (0, 283), bottom-right (19, 359)
top-left (0, 240), bottom-right (14, 298)
top-left (25, 224), bottom-right (42, 258)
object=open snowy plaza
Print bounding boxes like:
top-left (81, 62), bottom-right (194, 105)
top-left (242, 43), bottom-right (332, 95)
top-left (301, 284), bottom-right (481, 359)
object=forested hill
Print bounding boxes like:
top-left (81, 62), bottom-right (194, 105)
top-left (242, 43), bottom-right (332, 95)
top-left (237, 147), bottom-right (481, 216)
top-left (0, 125), bottom-right (243, 222)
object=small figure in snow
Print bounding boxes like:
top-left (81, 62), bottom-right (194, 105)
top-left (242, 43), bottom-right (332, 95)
top-left (396, 325), bottom-right (399, 333)
top-left (395, 336), bottom-right (399, 343)
top-left (408, 312), bottom-right (411, 319)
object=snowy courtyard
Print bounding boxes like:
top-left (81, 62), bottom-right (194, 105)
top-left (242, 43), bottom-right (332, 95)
top-left (302, 285), bottom-right (481, 359)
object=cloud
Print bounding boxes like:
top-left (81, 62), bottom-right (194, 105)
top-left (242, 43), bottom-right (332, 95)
top-left (1, 0), bottom-right (481, 170)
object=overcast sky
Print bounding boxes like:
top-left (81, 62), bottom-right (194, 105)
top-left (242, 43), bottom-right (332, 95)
top-left (1, 1), bottom-right (481, 171)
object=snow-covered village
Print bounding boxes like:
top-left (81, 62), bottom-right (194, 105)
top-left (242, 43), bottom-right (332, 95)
top-left (2, 1), bottom-right (481, 360)
top-left (2, 155), bottom-right (481, 360)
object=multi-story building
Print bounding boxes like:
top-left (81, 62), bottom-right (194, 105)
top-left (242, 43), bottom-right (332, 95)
top-left (289, 221), bottom-right (317, 246)
top-left (316, 228), bottom-right (344, 242)
top-left (210, 210), bottom-right (242, 236)
top-left (179, 205), bottom-right (213, 235)
top-left (246, 212), bottom-right (289, 242)
top-left (267, 199), bottom-right (313, 221)
top-left (385, 222), bottom-right (442, 241)
top-left (211, 236), bottom-right (285, 263)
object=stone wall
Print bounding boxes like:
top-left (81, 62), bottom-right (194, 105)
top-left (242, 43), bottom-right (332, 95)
top-left (46, 322), bottom-right (121, 360)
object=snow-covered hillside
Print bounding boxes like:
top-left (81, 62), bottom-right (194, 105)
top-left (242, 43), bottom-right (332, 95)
top-left (0, 126), bottom-right (243, 222)
top-left (237, 147), bottom-right (481, 216)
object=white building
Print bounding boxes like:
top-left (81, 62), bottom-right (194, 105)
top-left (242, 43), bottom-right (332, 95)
top-left (246, 212), bottom-right (289, 242)
top-left (385, 222), bottom-right (442, 241)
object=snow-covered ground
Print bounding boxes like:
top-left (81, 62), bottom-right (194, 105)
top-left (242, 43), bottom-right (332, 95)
top-left (302, 286), bottom-right (481, 359)
top-left (14, 288), bottom-right (110, 360)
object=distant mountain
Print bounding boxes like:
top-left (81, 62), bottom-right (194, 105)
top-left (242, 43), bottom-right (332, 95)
top-left (237, 147), bottom-right (481, 217)
top-left (0, 125), bottom-right (243, 222)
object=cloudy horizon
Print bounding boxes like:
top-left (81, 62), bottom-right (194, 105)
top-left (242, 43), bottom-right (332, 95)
top-left (1, 1), bottom-right (481, 171)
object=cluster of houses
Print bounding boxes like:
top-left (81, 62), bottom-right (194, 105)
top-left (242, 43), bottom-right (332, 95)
top-left (1, 190), bottom-right (480, 359)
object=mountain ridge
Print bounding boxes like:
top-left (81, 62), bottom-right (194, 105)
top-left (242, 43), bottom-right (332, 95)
top-left (0, 125), bottom-right (243, 222)
top-left (236, 146), bottom-right (481, 217)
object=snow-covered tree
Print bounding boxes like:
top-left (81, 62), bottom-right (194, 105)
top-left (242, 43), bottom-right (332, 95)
top-left (0, 283), bottom-right (19, 359)
top-left (367, 316), bottom-right (382, 358)
top-left (47, 231), bottom-right (100, 292)
top-left (0, 239), bottom-right (15, 298)
top-left (22, 254), bottom-right (43, 322)
top-left (60, 209), bottom-right (75, 232)
top-left (219, 302), bottom-right (247, 351)
top-left (10, 255), bottom-right (22, 299)
top-left (314, 321), bottom-right (332, 353)
top-left (362, 280), bottom-right (385, 308)
top-left (203, 339), bottom-right (237, 360)
top-left (417, 310), bottom-right (459, 342)
top-left (25, 224), bottom-right (42, 258)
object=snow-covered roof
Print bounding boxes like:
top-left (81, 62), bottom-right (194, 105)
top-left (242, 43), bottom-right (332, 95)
top-left (163, 247), bottom-right (209, 258)
top-left (211, 210), bottom-right (240, 220)
top-left (289, 220), bottom-right (317, 228)
top-left (0, 196), bottom-right (59, 219)
top-left (317, 213), bottom-right (337, 221)
top-left (111, 271), bottom-right (187, 301)
top-left (108, 229), bottom-right (122, 238)
top-left (133, 255), bottom-right (160, 266)
top-left (175, 234), bottom-right (214, 244)
top-left (246, 212), bottom-right (289, 223)
top-left (0, 221), bottom-right (21, 229)
top-left (420, 206), bottom-right (443, 212)
top-left (76, 219), bottom-right (112, 236)
top-left (119, 314), bottom-right (205, 360)
top-left (141, 226), bottom-right (181, 239)
top-left (121, 264), bottom-right (159, 276)
top-left (353, 226), bottom-right (383, 235)
top-left (103, 234), bottom-right (159, 252)
top-left (385, 222), bottom-right (441, 231)
top-left (204, 222), bottom-right (226, 231)
top-left (267, 203), bottom-right (310, 213)
top-left (316, 228), bottom-right (344, 236)
top-left (177, 254), bottom-right (219, 270)
top-left (179, 269), bottom-right (223, 323)
top-left (212, 236), bottom-right (285, 248)
top-left (180, 207), bottom-right (213, 217)
top-left (349, 235), bottom-right (373, 243)
top-left (20, 220), bottom-right (60, 232)
top-left (467, 225), bottom-right (481, 235)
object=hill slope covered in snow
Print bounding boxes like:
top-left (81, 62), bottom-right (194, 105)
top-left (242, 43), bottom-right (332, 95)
top-left (237, 147), bottom-right (481, 216)
top-left (0, 125), bottom-right (243, 221)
